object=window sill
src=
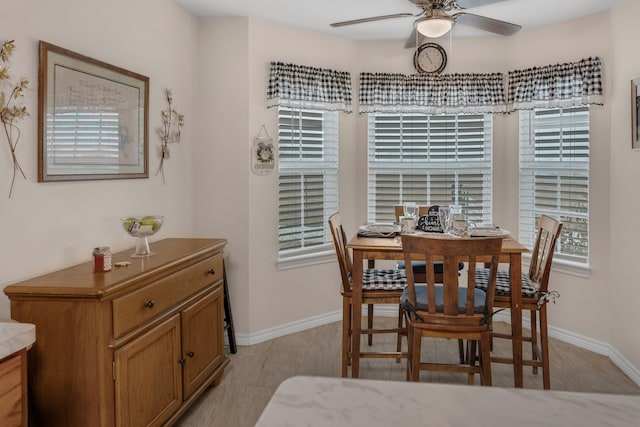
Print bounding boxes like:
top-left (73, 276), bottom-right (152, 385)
top-left (522, 254), bottom-right (591, 279)
top-left (277, 247), bottom-right (336, 270)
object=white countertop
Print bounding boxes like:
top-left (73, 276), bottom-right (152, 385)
top-left (0, 317), bottom-right (35, 360)
top-left (255, 376), bottom-right (640, 427)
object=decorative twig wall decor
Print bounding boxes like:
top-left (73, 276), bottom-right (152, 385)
top-left (0, 40), bottom-right (29, 198)
top-left (156, 88), bottom-right (184, 184)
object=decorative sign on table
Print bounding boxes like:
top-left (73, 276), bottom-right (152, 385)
top-left (417, 205), bottom-right (443, 232)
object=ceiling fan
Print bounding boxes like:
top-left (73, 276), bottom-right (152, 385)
top-left (330, 0), bottom-right (522, 48)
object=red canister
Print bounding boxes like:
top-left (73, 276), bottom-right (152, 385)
top-left (93, 247), bottom-right (113, 272)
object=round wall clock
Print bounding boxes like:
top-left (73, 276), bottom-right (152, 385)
top-left (413, 43), bottom-right (447, 74)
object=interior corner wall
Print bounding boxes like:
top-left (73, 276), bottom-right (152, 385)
top-left (193, 18), bottom-right (252, 334)
top-left (193, 18), bottom-right (356, 335)
top-left (499, 13), bottom-right (614, 348)
top-left (245, 19), bottom-right (359, 335)
top-left (608, 0), bottom-right (640, 372)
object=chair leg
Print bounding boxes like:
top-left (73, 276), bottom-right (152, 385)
top-left (411, 327), bottom-right (422, 382)
top-left (458, 339), bottom-right (466, 364)
top-left (342, 298), bottom-right (351, 377)
top-left (396, 304), bottom-right (404, 362)
top-left (406, 322), bottom-right (413, 381)
top-left (488, 314), bottom-right (494, 352)
top-left (366, 259), bottom-right (375, 347)
top-left (467, 340), bottom-right (477, 385)
top-left (530, 309), bottom-right (539, 374)
top-left (480, 334), bottom-right (492, 386)
top-left (367, 304), bottom-right (374, 346)
top-left (540, 305), bottom-right (551, 390)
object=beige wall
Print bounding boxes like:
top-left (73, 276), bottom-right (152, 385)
top-left (1, 0), bottom-right (637, 374)
top-left (0, 0), bottom-right (198, 315)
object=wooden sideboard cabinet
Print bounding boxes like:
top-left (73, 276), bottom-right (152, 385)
top-left (4, 238), bottom-right (230, 427)
top-left (0, 349), bottom-right (28, 427)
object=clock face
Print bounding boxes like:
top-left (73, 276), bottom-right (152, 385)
top-left (414, 43), bottom-right (447, 74)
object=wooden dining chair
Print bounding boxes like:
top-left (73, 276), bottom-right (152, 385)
top-left (328, 212), bottom-right (409, 377)
top-left (401, 234), bottom-right (502, 385)
top-left (395, 204), bottom-right (467, 362)
top-left (474, 215), bottom-right (563, 389)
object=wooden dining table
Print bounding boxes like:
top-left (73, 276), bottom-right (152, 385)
top-left (347, 231), bottom-right (529, 387)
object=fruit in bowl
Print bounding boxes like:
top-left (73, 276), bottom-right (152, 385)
top-left (122, 215), bottom-right (163, 237)
top-left (120, 215), bottom-right (164, 257)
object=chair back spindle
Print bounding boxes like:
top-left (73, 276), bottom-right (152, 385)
top-left (329, 213), bottom-right (352, 294)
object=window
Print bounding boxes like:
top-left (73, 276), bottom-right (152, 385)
top-left (367, 113), bottom-right (493, 224)
top-left (278, 108), bottom-right (338, 259)
top-left (519, 106), bottom-right (590, 264)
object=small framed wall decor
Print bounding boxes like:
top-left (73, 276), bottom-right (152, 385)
top-left (38, 41), bottom-right (149, 181)
top-left (251, 125), bottom-right (275, 175)
top-left (632, 77), bottom-right (640, 149)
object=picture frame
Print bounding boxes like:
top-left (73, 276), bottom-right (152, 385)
top-left (38, 41), bottom-right (149, 182)
top-left (632, 77), bottom-right (640, 149)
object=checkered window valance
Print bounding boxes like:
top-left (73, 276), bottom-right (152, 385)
top-left (507, 56), bottom-right (604, 111)
top-left (266, 61), bottom-right (353, 113)
top-left (358, 72), bottom-right (507, 115)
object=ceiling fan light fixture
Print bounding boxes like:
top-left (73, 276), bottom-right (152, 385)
top-left (415, 16), bottom-right (454, 38)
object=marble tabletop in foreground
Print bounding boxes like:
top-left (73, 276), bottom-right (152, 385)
top-left (0, 316), bottom-right (35, 359)
top-left (255, 376), bottom-right (640, 427)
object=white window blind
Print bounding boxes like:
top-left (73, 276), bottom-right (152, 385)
top-left (50, 111), bottom-right (122, 164)
top-left (278, 108), bottom-right (339, 255)
top-left (367, 113), bottom-right (493, 223)
top-left (519, 106), bottom-right (590, 263)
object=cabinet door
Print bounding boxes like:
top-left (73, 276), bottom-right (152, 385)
top-left (181, 285), bottom-right (224, 398)
top-left (114, 314), bottom-right (182, 427)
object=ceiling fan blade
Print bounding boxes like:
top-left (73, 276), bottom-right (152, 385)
top-left (454, 12), bottom-right (521, 36)
top-left (409, 0), bottom-right (505, 6)
top-left (330, 13), bottom-right (413, 28)
top-left (404, 29), bottom-right (427, 49)
top-left (455, 0), bottom-right (508, 8)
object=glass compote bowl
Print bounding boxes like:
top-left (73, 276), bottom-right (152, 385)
top-left (121, 215), bottom-right (164, 257)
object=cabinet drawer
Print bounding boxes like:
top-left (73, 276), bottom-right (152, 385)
top-left (112, 253), bottom-right (223, 337)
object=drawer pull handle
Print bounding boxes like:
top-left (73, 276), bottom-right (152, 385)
top-left (178, 358), bottom-right (186, 365)
top-left (207, 269), bottom-right (216, 275)
top-left (187, 351), bottom-right (195, 358)
top-left (144, 300), bottom-right (155, 309)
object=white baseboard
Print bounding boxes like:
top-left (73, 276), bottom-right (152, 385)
top-left (233, 305), bottom-right (640, 388)
top-left (234, 310), bottom-right (342, 346)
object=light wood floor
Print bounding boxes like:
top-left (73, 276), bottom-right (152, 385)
top-left (176, 319), bottom-right (640, 427)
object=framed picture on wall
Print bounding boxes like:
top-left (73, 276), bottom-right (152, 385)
top-left (38, 41), bottom-right (149, 182)
top-left (632, 77), bottom-right (640, 149)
